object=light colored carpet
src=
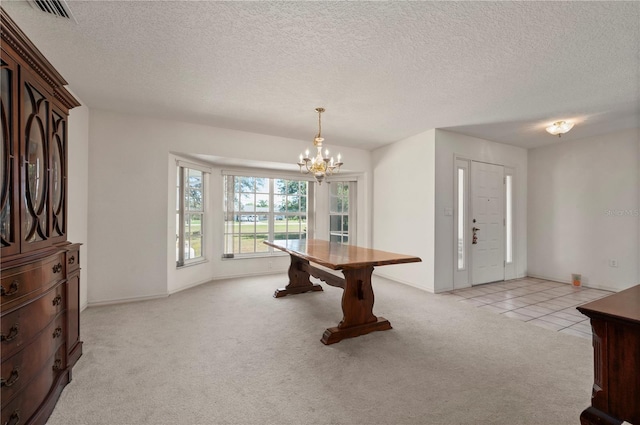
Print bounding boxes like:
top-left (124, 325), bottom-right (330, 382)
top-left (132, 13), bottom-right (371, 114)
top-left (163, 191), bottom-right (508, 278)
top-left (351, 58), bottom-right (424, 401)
top-left (47, 274), bottom-right (592, 425)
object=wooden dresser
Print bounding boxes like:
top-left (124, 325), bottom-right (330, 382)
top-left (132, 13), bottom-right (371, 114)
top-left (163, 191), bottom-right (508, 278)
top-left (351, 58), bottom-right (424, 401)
top-left (1, 8), bottom-right (82, 425)
top-left (577, 284), bottom-right (640, 425)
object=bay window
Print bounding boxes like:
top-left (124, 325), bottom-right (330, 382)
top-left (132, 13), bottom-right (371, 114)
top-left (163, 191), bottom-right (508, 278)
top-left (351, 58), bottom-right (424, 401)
top-left (224, 174), bottom-right (310, 257)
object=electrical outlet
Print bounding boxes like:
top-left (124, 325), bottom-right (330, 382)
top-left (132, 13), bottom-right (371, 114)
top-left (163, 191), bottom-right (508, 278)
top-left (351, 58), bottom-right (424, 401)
top-left (609, 259), bottom-right (619, 268)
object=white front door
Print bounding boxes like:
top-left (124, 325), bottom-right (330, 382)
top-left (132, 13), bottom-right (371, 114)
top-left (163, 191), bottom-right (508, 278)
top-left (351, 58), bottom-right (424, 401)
top-left (471, 161), bottom-right (505, 285)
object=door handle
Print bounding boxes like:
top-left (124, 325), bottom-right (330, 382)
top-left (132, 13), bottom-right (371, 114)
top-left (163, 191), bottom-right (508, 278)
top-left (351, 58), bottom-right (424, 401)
top-left (472, 227), bottom-right (480, 245)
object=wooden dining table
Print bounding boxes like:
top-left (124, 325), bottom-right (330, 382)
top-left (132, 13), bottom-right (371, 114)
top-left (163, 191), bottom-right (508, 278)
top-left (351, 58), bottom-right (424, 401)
top-left (264, 239), bottom-right (421, 344)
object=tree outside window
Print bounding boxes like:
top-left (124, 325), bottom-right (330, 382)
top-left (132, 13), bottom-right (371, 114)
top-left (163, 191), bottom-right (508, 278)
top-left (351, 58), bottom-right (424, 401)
top-left (224, 175), bottom-right (308, 256)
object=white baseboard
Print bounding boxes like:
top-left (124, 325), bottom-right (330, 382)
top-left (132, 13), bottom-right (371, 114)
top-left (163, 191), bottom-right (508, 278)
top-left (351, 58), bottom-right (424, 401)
top-left (87, 292), bottom-right (168, 308)
top-left (526, 273), bottom-right (569, 284)
top-left (208, 269), bottom-right (286, 282)
top-left (526, 273), bottom-right (619, 292)
top-left (167, 277), bottom-right (215, 295)
top-left (167, 269), bottom-right (285, 295)
top-left (87, 270), bottom-right (288, 307)
top-left (373, 271), bottom-right (435, 293)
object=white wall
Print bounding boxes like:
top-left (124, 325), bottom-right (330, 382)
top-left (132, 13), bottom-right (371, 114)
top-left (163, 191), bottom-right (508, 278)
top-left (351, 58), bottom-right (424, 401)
top-left (372, 130), bottom-right (436, 292)
top-left (528, 128), bottom-right (639, 292)
top-left (88, 109), bottom-right (372, 304)
top-left (67, 95), bottom-right (90, 311)
top-left (434, 130), bottom-right (528, 292)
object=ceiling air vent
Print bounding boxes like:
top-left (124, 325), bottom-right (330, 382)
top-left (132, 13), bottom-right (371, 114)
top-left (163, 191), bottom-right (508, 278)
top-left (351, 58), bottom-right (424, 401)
top-left (28, 0), bottom-right (76, 22)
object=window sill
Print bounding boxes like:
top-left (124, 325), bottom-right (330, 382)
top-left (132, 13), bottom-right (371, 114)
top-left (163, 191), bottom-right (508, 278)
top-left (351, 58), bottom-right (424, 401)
top-left (221, 252), bottom-right (288, 260)
top-left (176, 259), bottom-right (209, 269)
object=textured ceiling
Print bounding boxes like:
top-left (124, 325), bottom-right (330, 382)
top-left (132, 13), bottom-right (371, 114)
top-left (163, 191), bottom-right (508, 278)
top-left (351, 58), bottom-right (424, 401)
top-left (3, 1), bottom-right (639, 150)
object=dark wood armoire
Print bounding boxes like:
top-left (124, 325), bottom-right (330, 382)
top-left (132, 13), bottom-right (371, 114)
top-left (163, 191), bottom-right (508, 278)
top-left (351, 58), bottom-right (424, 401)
top-left (577, 285), bottom-right (640, 425)
top-left (1, 8), bottom-right (83, 425)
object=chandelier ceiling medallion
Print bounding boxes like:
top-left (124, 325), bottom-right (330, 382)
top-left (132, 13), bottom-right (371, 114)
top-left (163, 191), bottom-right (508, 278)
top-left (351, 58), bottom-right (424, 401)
top-left (297, 107), bottom-right (343, 185)
top-left (545, 120), bottom-right (574, 137)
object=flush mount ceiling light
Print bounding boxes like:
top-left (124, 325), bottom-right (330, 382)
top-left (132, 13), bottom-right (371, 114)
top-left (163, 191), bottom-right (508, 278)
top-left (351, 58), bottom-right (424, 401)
top-left (297, 107), bottom-right (343, 185)
top-left (546, 120), bottom-right (574, 137)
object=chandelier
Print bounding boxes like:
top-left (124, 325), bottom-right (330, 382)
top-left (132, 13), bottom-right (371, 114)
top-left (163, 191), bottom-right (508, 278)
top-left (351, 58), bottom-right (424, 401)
top-left (545, 120), bottom-right (574, 137)
top-left (297, 107), bottom-right (343, 184)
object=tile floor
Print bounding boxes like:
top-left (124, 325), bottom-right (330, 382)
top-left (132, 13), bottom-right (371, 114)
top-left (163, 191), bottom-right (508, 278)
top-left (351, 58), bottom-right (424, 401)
top-left (440, 277), bottom-right (612, 339)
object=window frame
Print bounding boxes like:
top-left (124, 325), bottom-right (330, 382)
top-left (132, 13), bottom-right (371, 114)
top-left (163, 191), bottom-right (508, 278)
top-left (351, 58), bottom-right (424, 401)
top-left (328, 181), bottom-right (355, 245)
top-left (455, 160), bottom-right (469, 272)
top-left (505, 170), bottom-right (515, 265)
top-left (223, 173), bottom-right (312, 258)
top-left (176, 165), bottom-right (207, 267)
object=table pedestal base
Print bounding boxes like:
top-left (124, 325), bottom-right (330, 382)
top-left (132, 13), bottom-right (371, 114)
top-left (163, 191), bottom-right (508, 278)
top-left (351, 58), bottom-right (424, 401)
top-left (273, 284), bottom-right (323, 298)
top-left (321, 317), bottom-right (392, 345)
top-left (274, 254), bottom-right (393, 344)
top-left (273, 255), bottom-right (324, 298)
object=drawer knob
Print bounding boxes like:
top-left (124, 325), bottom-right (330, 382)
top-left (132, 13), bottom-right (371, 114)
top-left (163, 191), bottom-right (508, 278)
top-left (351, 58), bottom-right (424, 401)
top-left (52, 263), bottom-right (63, 273)
top-left (0, 281), bottom-right (19, 297)
top-left (3, 411), bottom-right (19, 425)
top-left (0, 368), bottom-right (20, 388)
top-left (69, 255), bottom-right (75, 265)
top-left (52, 295), bottom-right (63, 306)
top-left (52, 327), bottom-right (63, 338)
top-left (52, 358), bottom-right (62, 371)
top-left (0, 324), bottom-right (19, 342)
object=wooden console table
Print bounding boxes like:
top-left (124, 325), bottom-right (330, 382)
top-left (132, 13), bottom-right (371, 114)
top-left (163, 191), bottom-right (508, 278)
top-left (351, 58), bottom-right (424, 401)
top-left (264, 239), bottom-right (421, 345)
top-left (576, 284), bottom-right (640, 425)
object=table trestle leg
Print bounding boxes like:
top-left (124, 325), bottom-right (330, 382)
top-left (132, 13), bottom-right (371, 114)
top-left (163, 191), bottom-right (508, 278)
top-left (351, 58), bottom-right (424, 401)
top-left (273, 255), bottom-right (323, 298)
top-left (321, 266), bottom-right (392, 344)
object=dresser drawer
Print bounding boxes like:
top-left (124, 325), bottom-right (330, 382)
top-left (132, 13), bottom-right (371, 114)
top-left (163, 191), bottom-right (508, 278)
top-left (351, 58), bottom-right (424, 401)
top-left (1, 282), bottom-right (65, 359)
top-left (1, 313), bottom-right (66, 404)
top-left (1, 253), bottom-right (65, 312)
top-left (0, 344), bottom-right (66, 425)
top-left (66, 245), bottom-right (80, 273)
top-left (40, 254), bottom-right (66, 289)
